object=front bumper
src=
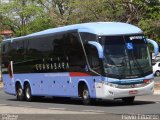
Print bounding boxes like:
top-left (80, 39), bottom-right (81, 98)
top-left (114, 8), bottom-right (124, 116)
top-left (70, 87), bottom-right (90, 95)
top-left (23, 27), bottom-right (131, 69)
top-left (100, 81), bottom-right (154, 100)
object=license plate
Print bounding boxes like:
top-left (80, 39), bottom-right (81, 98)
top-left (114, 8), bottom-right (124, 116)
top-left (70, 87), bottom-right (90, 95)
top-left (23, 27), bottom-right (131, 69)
top-left (129, 90), bottom-right (138, 94)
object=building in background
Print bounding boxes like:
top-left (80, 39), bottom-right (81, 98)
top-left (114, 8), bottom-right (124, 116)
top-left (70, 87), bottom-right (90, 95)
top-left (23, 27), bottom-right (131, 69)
top-left (0, 30), bottom-right (13, 39)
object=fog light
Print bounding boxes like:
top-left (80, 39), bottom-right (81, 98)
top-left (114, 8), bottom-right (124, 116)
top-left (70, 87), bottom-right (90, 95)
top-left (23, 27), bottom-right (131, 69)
top-left (106, 83), bottom-right (118, 88)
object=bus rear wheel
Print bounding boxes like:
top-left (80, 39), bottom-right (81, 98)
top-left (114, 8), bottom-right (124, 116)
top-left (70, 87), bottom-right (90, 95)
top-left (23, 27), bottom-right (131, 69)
top-left (16, 84), bottom-right (24, 101)
top-left (24, 83), bottom-right (32, 102)
top-left (122, 96), bottom-right (135, 104)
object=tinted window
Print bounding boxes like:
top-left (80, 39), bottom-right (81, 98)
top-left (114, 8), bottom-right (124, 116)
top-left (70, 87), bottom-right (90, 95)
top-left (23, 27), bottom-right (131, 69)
top-left (34, 31), bottom-right (87, 73)
top-left (2, 42), bottom-right (11, 55)
top-left (1, 42), bottom-right (11, 74)
top-left (14, 40), bottom-right (25, 62)
top-left (80, 32), bottom-right (97, 42)
top-left (65, 32), bottom-right (86, 72)
top-left (53, 34), bottom-right (66, 58)
top-left (85, 45), bottom-right (101, 73)
top-left (8, 31), bottom-right (87, 73)
top-left (28, 36), bottom-right (53, 59)
top-left (22, 36), bottom-right (54, 73)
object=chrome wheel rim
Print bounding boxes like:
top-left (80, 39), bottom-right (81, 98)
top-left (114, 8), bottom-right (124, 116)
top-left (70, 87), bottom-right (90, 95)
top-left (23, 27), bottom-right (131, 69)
top-left (156, 71), bottom-right (160, 76)
top-left (83, 90), bottom-right (89, 99)
top-left (26, 87), bottom-right (30, 99)
top-left (18, 88), bottom-right (22, 96)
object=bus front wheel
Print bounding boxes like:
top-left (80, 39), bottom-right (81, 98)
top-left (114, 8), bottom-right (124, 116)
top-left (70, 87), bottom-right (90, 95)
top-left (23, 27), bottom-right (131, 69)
top-left (82, 85), bottom-right (92, 105)
top-left (24, 83), bottom-right (32, 102)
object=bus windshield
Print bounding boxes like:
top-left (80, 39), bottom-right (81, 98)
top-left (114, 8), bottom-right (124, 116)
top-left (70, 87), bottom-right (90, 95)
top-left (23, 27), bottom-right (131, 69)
top-left (99, 35), bottom-right (152, 79)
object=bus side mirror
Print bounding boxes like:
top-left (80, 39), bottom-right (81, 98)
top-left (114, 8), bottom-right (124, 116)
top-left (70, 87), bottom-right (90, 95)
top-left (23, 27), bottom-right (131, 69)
top-left (88, 41), bottom-right (104, 59)
top-left (147, 39), bottom-right (159, 57)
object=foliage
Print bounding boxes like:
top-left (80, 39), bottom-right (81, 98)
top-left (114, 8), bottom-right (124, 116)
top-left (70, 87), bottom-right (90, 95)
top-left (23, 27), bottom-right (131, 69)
top-left (0, 0), bottom-right (159, 42)
top-left (0, 0), bottom-right (52, 36)
top-left (138, 0), bottom-right (160, 42)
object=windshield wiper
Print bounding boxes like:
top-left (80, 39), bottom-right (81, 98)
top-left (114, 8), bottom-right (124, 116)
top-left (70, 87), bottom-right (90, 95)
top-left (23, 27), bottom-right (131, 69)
top-left (130, 51), bottom-right (145, 77)
top-left (118, 47), bottom-right (133, 79)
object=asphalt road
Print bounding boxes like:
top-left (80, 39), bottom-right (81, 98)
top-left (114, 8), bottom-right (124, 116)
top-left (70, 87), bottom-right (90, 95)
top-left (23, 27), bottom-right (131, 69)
top-left (0, 88), bottom-right (160, 120)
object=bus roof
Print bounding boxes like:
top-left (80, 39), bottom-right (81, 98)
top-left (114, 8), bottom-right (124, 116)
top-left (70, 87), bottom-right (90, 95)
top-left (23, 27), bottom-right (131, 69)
top-left (4, 22), bottom-right (143, 41)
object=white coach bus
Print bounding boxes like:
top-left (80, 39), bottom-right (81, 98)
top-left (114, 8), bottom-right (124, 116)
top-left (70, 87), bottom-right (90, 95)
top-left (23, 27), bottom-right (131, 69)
top-left (1, 22), bottom-right (158, 104)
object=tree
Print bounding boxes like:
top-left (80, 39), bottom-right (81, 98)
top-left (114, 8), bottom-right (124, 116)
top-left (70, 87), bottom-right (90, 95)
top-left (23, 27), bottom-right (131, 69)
top-left (0, 0), bottom-right (159, 42)
top-left (36, 0), bottom-right (77, 26)
top-left (138, 0), bottom-right (160, 42)
top-left (0, 0), bottom-right (52, 36)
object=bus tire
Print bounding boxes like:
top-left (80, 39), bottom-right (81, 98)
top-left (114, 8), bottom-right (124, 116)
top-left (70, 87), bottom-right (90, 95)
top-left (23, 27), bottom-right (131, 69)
top-left (82, 85), bottom-right (91, 105)
top-left (24, 83), bottom-right (32, 102)
top-left (16, 83), bottom-right (24, 101)
top-left (122, 96), bottom-right (135, 104)
top-left (155, 71), bottom-right (160, 76)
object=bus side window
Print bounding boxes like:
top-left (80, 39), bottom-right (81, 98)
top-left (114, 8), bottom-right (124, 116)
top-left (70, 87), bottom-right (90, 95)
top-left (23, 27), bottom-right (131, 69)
top-left (86, 45), bottom-right (100, 72)
top-left (2, 44), bottom-right (5, 53)
top-left (66, 32), bottom-right (86, 72)
top-left (53, 34), bottom-right (66, 58)
top-left (1, 42), bottom-right (10, 72)
top-left (10, 41), bottom-right (18, 62)
top-left (16, 41), bottom-right (25, 58)
top-left (80, 32), bottom-right (97, 42)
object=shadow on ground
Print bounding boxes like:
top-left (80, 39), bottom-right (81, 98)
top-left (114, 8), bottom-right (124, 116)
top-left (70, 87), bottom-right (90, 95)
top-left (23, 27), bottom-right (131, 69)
top-left (7, 96), bottom-right (156, 107)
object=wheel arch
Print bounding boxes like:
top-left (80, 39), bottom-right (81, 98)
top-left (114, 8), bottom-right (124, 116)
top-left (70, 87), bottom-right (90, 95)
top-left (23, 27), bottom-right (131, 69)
top-left (23, 80), bottom-right (32, 93)
top-left (78, 80), bottom-right (91, 97)
top-left (15, 80), bottom-right (23, 90)
top-left (23, 79), bottom-right (33, 102)
top-left (23, 80), bottom-right (31, 88)
top-left (155, 70), bottom-right (160, 76)
top-left (155, 70), bottom-right (160, 72)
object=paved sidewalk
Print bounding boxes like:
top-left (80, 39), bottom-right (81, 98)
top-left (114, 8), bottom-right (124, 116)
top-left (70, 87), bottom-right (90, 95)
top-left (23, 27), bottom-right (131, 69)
top-left (0, 105), bottom-right (101, 114)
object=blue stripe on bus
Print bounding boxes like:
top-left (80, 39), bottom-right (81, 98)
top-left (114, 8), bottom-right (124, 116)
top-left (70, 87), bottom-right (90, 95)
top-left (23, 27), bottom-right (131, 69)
top-left (110, 79), bottom-right (144, 85)
top-left (2, 73), bottom-right (99, 98)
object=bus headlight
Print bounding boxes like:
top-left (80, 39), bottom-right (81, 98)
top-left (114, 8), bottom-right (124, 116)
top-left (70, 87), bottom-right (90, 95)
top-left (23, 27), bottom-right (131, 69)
top-left (106, 83), bottom-right (118, 88)
top-left (105, 79), bottom-right (153, 89)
